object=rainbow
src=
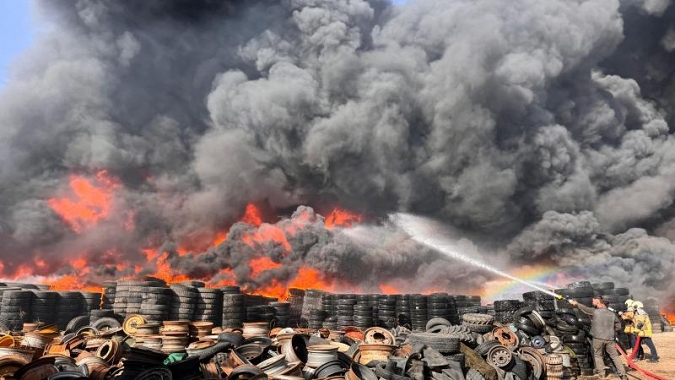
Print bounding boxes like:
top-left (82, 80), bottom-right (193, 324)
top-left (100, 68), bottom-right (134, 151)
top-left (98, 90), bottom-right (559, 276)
top-left (480, 265), bottom-right (575, 303)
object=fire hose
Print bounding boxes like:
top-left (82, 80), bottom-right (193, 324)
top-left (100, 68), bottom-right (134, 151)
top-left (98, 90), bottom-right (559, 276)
top-left (554, 295), bottom-right (667, 380)
top-left (614, 336), bottom-right (666, 380)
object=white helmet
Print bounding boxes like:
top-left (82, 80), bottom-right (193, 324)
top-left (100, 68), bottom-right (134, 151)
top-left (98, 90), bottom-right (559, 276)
top-left (625, 299), bottom-right (635, 308)
top-left (633, 300), bottom-right (644, 309)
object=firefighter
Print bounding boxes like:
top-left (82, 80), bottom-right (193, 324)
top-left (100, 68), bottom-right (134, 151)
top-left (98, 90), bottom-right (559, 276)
top-left (620, 299), bottom-right (643, 360)
top-left (627, 300), bottom-right (660, 363)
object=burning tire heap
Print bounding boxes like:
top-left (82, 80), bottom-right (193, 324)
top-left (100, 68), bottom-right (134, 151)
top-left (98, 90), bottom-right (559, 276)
top-left (0, 279), bottom-right (667, 380)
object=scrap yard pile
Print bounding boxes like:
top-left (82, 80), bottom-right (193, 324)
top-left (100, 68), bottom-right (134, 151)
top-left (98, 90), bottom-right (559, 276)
top-left (0, 278), bottom-right (671, 380)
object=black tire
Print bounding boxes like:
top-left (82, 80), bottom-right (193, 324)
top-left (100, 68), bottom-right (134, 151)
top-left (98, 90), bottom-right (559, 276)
top-left (408, 332), bottom-right (459, 354)
top-left (65, 315), bottom-right (90, 333)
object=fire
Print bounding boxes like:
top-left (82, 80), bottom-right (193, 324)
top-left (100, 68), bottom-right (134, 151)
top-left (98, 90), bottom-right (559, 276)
top-left (47, 171), bottom-right (118, 232)
top-left (242, 224), bottom-right (291, 253)
top-left (379, 284), bottom-right (400, 294)
top-left (249, 256), bottom-right (282, 278)
top-left (141, 250), bottom-right (190, 285)
top-left (241, 204), bottom-right (263, 226)
top-left (253, 267), bottom-right (335, 300)
top-left (325, 207), bottom-right (363, 229)
top-left (46, 275), bottom-right (100, 292)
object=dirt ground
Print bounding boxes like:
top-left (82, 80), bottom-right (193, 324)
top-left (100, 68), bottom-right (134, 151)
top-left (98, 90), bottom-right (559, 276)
top-left (619, 331), bottom-right (674, 380)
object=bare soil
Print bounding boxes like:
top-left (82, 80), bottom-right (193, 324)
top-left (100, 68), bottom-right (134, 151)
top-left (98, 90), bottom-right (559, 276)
top-left (619, 331), bottom-right (674, 380)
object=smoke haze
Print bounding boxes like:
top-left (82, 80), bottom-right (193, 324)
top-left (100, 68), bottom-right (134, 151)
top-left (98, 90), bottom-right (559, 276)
top-left (1, 0), bottom-right (675, 304)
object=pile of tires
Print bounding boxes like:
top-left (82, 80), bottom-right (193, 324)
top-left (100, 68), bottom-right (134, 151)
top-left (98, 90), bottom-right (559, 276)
top-left (101, 281), bottom-right (116, 310)
top-left (301, 289), bottom-right (324, 326)
top-left (30, 290), bottom-right (57, 325)
top-left (644, 297), bottom-right (662, 333)
top-left (522, 291), bottom-right (556, 319)
top-left (55, 291), bottom-right (84, 330)
top-left (221, 287), bottom-right (245, 329)
top-left (194, 288), bottom-right (223, 327)
top-left (81, 291), bottom-right (102, 314)
top-left (410, 294), bottom-right (428, 331)
top-left (353, 300), bottom-right (373, 329)
top-left (335, 295), bottom-right (356, 330)
top-left (493, 300), bottom-right (522, 323)
top-left (396, 294), bottom-right (411, 325)
top-left (169, 284), bottom-right (198, 321)
top-left (269, 301), bottom-right (290, 327)
top-left (0, 289), bottom-right (32, 331)
top-left (377, 295), bottom-right (397, 328)
top-left (286, 287), bottom-right (305, 327)
top-left (140, 286), bottom-right (172, 323)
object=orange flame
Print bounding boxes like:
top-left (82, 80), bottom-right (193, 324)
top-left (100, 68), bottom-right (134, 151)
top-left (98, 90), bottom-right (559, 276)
top-left (242, 224), bottom-right (292, 253)
top-left (45, 275), bottom-right (101, 292)
top-left (249, 256), bottom-right (282, 278)
top-left (325, 207), bottom-right (363, 229)
top-left (141, 250), bottom-right (190, 285)
top-left (241, 204), bottom-right (263, 226)
top-left (379, 284), bottom-right (400, 294)
top-left (48, 171), bottom-right (117, 232)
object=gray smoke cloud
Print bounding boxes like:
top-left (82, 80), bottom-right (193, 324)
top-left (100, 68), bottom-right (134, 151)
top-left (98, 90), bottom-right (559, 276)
top-left (1, 0), bottom-right (675, 307)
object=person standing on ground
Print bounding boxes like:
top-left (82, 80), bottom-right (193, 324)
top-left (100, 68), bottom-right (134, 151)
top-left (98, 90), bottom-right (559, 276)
top-left (620, 300), bottom-right (644, 360)
top-left (569, 295), bottom-right (628, 380)
top-left (628, 301), bottom-right (660, 363)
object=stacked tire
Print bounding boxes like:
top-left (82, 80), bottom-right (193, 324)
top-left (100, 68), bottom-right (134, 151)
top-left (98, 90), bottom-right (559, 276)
top-left (553, 308), bottom-right (593, 375)
top-left (140, 286), bottom-right (172, 323)
top-left (644, 297), bottom-right (662, 333)
top-left (336, 295), bottom-right (356, 330)
top-left (89, 309), bottom-right (115, 325)
top-left (454, 295), bottom-right (480, 317)
top-left (169, 284), bottom-right (198, 321)
top-left (81, 291), bottom-right (102, 314)
top-left (0, 289), bottom-right (33, 331)
top-left (396, 294), bottom-right (411, 327)
top-left (377, 295), bottom-right (397, 328)
top-left (55, 291), bottom-right (84, 330)
top-left (270, 301), bottom-right (291, 327)
top-left (194, 288), bottom-right (223, 327)
top-left (30, 290), bottom-right (57, 325)
top-left (221, 287), bottom-right (245, 329)
top-left (461, 313), bottom-right (494, 334)
top-left (410, 294), bottom-right (427, 331)
top-left (592, 282), bottom-right (630, 312)
top-left (353, 300), bottom-right (373, 329)
top-left (321, 293), bottom-right (336, 322)
top-left (493, 300), bottom-right (522, 323)
top-left (287, 288), bottom-right (305, 327)
top-left (562, 281), bottom-right (595, 307)
top-left (522, 291), bottom-right (556, 319)
top-left (101, 281), bottom-right (117, 310)
top-left (301, 289), bottom-right (324, 327)
top-left (113, 281), bottom-right (130, 318)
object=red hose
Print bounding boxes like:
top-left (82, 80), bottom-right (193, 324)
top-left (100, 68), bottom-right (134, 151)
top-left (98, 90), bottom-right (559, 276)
top-left (615, 336), bottom-right (667, 380)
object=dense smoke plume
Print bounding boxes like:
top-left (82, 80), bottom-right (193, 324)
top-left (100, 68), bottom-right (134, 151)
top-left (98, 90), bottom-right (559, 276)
top-left (1, 0), bottom-right (675, 304)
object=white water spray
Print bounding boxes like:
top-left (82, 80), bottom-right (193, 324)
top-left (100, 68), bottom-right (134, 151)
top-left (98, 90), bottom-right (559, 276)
top-left (391, 213), bottom-right (562, 299)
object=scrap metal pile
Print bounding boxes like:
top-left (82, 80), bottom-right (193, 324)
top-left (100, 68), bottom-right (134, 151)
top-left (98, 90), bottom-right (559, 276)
top-left (0, 279), bottom-right (670, 380)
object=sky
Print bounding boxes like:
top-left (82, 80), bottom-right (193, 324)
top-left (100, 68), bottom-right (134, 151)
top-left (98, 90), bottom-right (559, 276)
top-left (0, 1), bottom-right (34, 87)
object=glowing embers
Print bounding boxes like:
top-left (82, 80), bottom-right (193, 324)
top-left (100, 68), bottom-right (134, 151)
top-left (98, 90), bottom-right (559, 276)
top-left (325, 207), bottom-right (363, 229)
top-left (48, 171), bottom-right (119, 232)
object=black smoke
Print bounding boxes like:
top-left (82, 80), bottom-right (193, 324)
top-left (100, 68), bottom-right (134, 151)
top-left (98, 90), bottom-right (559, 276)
top-left (1, 0), bottom-right (675, 305)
